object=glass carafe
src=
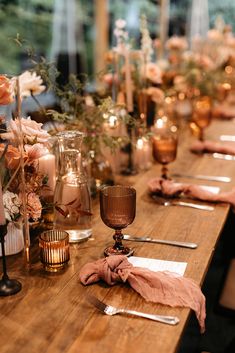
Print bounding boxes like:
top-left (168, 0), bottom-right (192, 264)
top-left (53, 131), bottom-right (92, 243)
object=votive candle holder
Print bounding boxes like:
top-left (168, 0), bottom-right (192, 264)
top-left (39, 229), bottom-right (70, 272)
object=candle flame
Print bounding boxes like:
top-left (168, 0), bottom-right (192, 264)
top-left (136, 138), bottom-right (144, 149)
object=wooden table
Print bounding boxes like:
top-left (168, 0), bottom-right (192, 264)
top-left (1, 120), bottom-right (235, 353)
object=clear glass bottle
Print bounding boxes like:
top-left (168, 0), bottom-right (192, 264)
top-left (53, 131), bottom-right (92, 243)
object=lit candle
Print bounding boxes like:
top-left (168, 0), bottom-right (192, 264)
top-left (38, 153), bottom-right (56, 195)
top-left (0, 179), bottom-right (6, 225)
top-left (134, 137), bottom-right (152, 171)
top-left (39, 230), bottom-right (70, 272)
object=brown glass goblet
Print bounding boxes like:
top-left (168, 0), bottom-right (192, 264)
top-left (152, 130), bottom-right (178, 180)
top-left (191, 96), bottom-right (212, 141)
top-left (100, 185), bottom-right (136, 257)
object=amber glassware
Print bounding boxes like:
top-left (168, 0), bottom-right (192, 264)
top-left (39, 230), bottom-right (70, 272)
top-left (100, 185), bottom-right (136, 257)
top-left (152, 119), bottom-right (178, 180)
top-left (191, 96), bottom-right (212, 141)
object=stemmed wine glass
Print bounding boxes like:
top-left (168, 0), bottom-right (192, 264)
top-left (152, 120), bottom-right (178, 180)
top-left (100, 185), bottom-right (136, 257)
top-left (191, 96), bottom-right (211, 141)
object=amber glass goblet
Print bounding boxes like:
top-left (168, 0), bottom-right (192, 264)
top-left (191, 96), bottom-right (212, 141)
top-left (152, 124), bottom-right (178, 180)
top-left (100, 185), bottom-right (136, 257)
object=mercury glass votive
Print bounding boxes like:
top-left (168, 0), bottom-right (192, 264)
top-left (39, 230), bottom-right (70, 272)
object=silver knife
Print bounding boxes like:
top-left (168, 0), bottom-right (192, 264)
top-left (172, 173), bottom-right (231, 183)
top-left (212, 153), bottom-right (235, 161)
top-left (220, 135), bottom-right (235, 142)
top-left (123, 234), bottom-right (197, 249)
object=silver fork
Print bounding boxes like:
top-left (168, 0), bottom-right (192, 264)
top-left (87, 295), bottom-right (179, 325)
top-left (163, 200), bottom-right (214, 211)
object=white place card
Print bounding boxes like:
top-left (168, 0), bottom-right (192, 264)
top-left (128, 256), bottom-right (187, 276)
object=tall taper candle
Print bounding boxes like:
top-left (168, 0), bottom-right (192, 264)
top-left (0, 180), bottom-right (6, 225)
top-left (125, 50), bottom-right (133, 112)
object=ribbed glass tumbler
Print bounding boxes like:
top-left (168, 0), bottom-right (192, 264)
top-left (39, 230), bottom-right (70, 272)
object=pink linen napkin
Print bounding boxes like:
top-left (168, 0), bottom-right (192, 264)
top-left (190, 140), bottom-right (235, 155)
top-left (79, 255), bottom-right (206, 333)
top-left (148, 177), bottom-right (235, 209)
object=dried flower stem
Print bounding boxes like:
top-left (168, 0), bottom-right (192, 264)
top-left (16, 77), bottom-right (30, 263)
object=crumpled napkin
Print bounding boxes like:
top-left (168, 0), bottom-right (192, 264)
top-left (79, 255), bottom-right (206, 333)
top-left (190, 140), bottom-right (235, 155)
top-left (148, 177), bottom-right (235, 209)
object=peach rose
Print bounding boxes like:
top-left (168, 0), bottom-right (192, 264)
top-left (0, 144), bottom-right (26, 170)
top-left (25, 192), bottom-right (42, 221)
top-left (142, 63), bottom-right (162, 84)
top-left (24, 143), bottom-right (48, 160)
top-left (0, 75), bottom-right (14, 105)
top-left (165, 36), bottom-right (188, 51)
top-left (0, 117), bottom-right (50, 144)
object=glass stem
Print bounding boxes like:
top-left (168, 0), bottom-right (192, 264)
top-left (113, 230), bottom-right (124, 251)
top-left (161, 165), bottom-right (168, 180)
top-left (199, 128), bottom-right (204, 141)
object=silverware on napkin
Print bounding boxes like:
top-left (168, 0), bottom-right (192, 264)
top-left (212, 153), bottom-right (235, 161)
top-left (171, 173), bottom-right (231, 183)
top-left (220, 135), bottom-right (235, 142)
top-left (151, 195), bottom-right (214, 211)
top-left (123, 235), bottom-right (197, 249)
top-left (87, 294), bottom-right (179, 325)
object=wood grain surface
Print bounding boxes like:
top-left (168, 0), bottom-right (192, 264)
top-left (1, 120), bottom-right (235, 353)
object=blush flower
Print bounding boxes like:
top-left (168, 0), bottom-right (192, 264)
top-left (12, 71), bottom-right (46, 98)
top-left (0, 144), bottom-right (26, 170)
top-left (3, 191), bottom-right (21, 222)
top-left (24, 143), bottom-right (48, 161)
top-left (0, 117), bottom-right (50, 144)
top-left (25, 192), bottom-right (42, 221)
top-left (165, 36), bottom-right (188, 51)
top-left (142, 63), bottom-right (162, 84)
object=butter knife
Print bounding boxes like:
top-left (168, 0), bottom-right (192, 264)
top-left (212, 153), bottom-right (235, 161)
top-left (172, 173), bottom-right (231, 183)
top-left (123, 235), bottom-right (198, 249)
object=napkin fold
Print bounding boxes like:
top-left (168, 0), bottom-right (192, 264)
top-left (148, 177), bottom-right (235, 209)
top-left (79, 255), bottom-right (206, 333)
top-left (190, 140), bottom-right (235, 155)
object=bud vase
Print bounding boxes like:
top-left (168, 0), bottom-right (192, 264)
top-left (0, 222), bottom-right (24, 257)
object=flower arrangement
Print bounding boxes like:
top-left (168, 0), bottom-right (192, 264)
top-left (0, 72), bottom-right (50, 226)
top-left (102, 16), bottom-right (165, 127)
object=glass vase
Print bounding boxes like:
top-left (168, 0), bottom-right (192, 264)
top-left (53, 131), bottom-right (92, 243)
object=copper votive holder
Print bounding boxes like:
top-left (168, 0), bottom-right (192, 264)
top-left (39, 230), bottom-right (70, 272)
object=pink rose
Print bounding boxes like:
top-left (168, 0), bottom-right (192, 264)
top-left (142, 63), bottom-right (162, 84)
top-left (25, 192), bottom-right (42, 221)
top-left (0, 117), bottom-right (50, 144)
